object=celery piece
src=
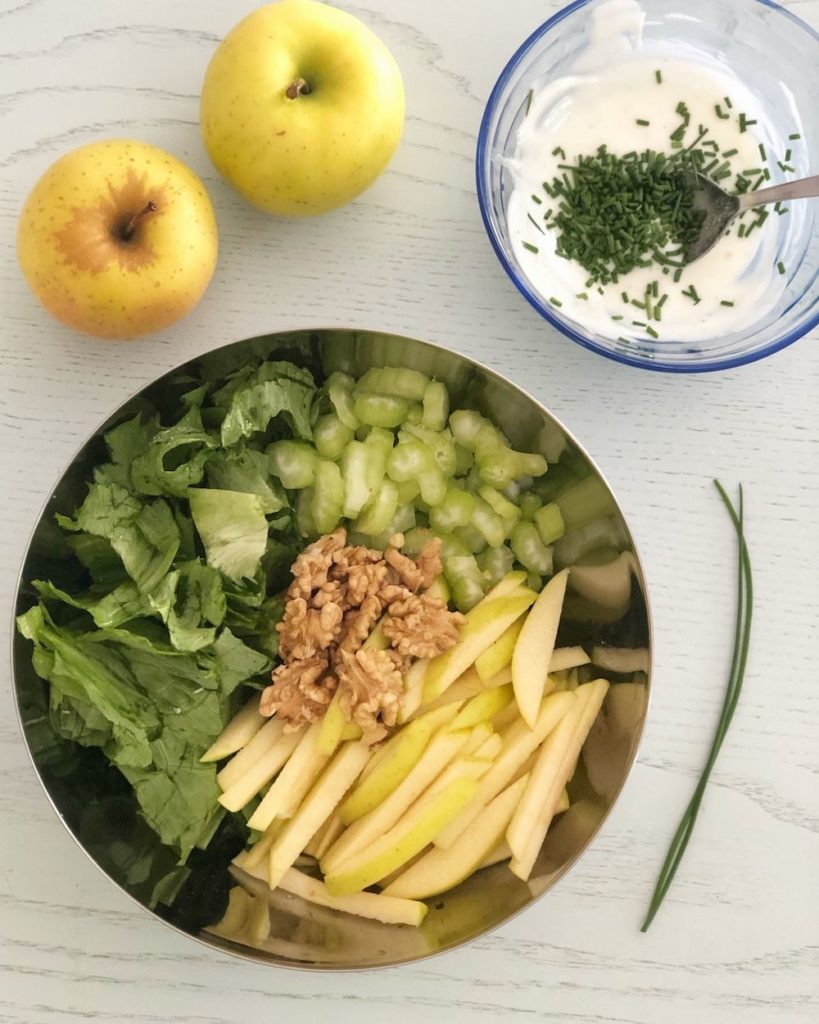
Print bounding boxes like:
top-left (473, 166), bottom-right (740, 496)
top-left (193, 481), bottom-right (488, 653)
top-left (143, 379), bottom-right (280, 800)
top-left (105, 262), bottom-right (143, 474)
top-left (311, 461), bottom-right (344, 534)
top-left (453, 523), bottom-right (487, 555)
top-left (296, 487), bottom-right (317, 537)
top-left (448, 409), bottom-right (484, 449)
top-left (477, 544), bottom-right (515, 587)
top-left (443, 553), bottom-right (485, 612)
top-left (471, 497), bottom-right (506, 548)
top-left (476, 449), bottom-right (517, 488)
top-left (395, 478), bottom-right (421, 505)
top-left (429, 487), bottom-right (476, 533)
top-left (422, 381), bottom-right (450, 432)
top-left (418, 468), bottom-right (447, 506)
top-left (355, 479), bottom-right (399, 536)
top-left (510, 521), bottom-right (553, 575)
top-left (362, 427), bottom-right (392, 493)
top-left (526, 572), bottom-right (543, 592)
top-left (401, 424), bottom-right (457, 478)
top-left (479, 486), bottom-right (521, 532)
top-left (518, 493), bottom-right (542, 521)
top-left (405, 403), bottom-right (424, 425)
top-left (314, 413), bottom-right (354, 461)
top-left (554, 476), bottom-right (616, 530)
top-left (267, 440), bottom-right (319, 490)
top-left (354, 393), bottom-right (409, 429)
top-left (327, 373), bottom-right (359, 430)
top-left (387, 440), bottom-right (433, 482)
top-left (389, 503), bottom-right (417, 536)
top-left (454, 443), bottom-right (474, 476)
top-left (355, 367), bottom-right (429, 402)
top-left (402, 527), bottom-right (436, 556)
top-left (341, 442), bottom-right (376, 518)
top-left (533, 502), bottom-right (565, 546)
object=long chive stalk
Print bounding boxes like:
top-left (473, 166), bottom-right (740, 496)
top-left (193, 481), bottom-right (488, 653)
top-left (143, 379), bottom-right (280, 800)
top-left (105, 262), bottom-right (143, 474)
top-left (641, 480), bottom-right (753, 932)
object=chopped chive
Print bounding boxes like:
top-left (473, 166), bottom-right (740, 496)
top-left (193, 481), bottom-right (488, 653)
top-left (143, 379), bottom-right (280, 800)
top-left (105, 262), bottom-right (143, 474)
top-left (715, 104), bottom-right (729, 119)
top-left (523, 242), bottom-right (539, 254)
top-left (527, 213), bottom-right (545, 234)
top-left (722, 148), bottom-right (738, 158)
top-left (777, 206), bottom-right (788, 216)
top-left (737, 223), bottom-right (746, 237)
top-left (777, 261), bottom-right (786, 275)
top-left (720, 300), bottom-right (734, 307)
top-left (611, 314), bottom-right (624, 321)
top-left (632, 320), bottom-right (647, 327)
top-left (655, 69), bottom-right (663, 84)
top-left (597, 286), bottom-right (605, 295)
top-left (788, 132), bottom-right (801, 140)
top-left (673, 268), bottom-right (683, 283)
top-left (622, 291), bottom-right (629, 303)
top-left (551, 146), bottom-right (566, 159)
top-left (741, 168), bottom-right (762, 176)
top-left (636, 118), bottom-right (650, 126)
top-left (645, 325), bottom-right (659, 338)
top-left (785, 148), bottom-right (792, 162)
top-left (751, 175), bottom-right (766, 191)
top-left (724, 96), bottom-right (733, 109)
top-left (576, 292), bottom-right (589, 300)
top-left (758, 143), bottom-right (767, 161)
top-left (631, 299), bottom-right (646, 310)
top-left (531, 193), bottom-right (542, 204)
top-left (656, 294), bottom-right (669, 309)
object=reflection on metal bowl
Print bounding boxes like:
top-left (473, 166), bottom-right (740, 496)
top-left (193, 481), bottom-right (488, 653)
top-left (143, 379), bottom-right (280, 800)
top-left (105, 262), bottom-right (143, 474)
top-left (12, 328), bottom-right (651, 970)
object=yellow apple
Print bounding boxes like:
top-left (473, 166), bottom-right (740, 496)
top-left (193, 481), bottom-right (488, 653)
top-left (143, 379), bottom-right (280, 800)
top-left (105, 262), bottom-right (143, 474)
top-left (512, 569), bottom-right (569, 727)
top-left (17, 139), bottom-right (217, 339)
top-left (201, 693), bottom-right (264, 763)
top-left (247, 721), bottom-right (327, 831)
top-left (218, 729), bottom-right (301, 813)
top-left (200, 0), bottom-right (404, 216)
top-left (217, 717), bottom-right (285, 790)
top-left (280, 867), bottom-right (426, 926)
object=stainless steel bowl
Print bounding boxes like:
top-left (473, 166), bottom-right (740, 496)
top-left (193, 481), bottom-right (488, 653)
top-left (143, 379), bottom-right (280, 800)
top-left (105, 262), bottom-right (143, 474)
top-left (12, 328), bottom-right (651, 970)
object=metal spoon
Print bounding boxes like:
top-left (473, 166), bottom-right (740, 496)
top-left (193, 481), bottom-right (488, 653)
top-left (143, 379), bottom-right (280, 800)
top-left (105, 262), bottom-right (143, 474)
top-left (686, 173), bottom-right (819, 262)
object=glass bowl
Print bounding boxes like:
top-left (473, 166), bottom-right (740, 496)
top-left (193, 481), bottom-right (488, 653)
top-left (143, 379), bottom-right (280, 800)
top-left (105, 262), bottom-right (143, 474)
top-left (13, 328), bottom-right (651, 970)
top-left (476, 0), bottom-right (819, 372)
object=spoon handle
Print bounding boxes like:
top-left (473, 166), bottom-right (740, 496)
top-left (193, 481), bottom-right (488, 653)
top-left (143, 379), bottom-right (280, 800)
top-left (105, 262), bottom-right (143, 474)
top-left (739, 174), bottom-right (819, 210)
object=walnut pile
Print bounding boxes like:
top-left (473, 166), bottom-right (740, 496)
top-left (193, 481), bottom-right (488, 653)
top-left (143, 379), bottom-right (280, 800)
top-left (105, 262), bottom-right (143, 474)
top-left (259, 529), bottom-right (465, 742)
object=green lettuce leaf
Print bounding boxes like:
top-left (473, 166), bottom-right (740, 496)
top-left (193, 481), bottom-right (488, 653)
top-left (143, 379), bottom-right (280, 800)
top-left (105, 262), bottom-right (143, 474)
top-left (218, 361), bottom-right (318, 447)
top-left (188, 488), bottom-right (267, 582)
top-left (205, 448), bottom-right (288, 514)
top-left (131, 406), bottom-right (219, 497)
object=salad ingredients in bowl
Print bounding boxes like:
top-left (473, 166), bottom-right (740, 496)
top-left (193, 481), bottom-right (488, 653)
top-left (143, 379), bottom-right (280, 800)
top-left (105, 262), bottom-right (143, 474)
top-left (14, 329), bottom-right (650, 968)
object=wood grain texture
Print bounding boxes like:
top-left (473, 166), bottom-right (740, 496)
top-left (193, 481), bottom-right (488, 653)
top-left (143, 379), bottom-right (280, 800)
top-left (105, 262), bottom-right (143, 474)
top-left (1, 1), bottom-right (817, 1022)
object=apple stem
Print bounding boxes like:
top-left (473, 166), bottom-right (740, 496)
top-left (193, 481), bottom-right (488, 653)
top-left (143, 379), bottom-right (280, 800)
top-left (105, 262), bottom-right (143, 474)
top-left (120, 201), bottom-right (158, 241)
top-left (285, 77), bottom-right (311, 100)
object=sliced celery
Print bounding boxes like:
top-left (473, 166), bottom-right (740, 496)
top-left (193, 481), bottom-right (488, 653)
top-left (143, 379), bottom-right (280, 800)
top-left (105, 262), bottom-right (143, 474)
top-left (418, 468), bottom-right (447, 506)
top-left (478, 449), bottom-right (547, 488)
top-left (402, 527), bottom-right (435, 556)
top-left (526, 572), bottom-right (543, 592)
top-left (478, 486), bottom-right (520, 533)
top-left (355, 479), bottom-right (400, 536)
top-left (388, 503), bottom-right (417, 537)
top-left (476, 544), bottom-right (515, 588)
top-left (355, 366), bottom-right (429, 402)
top-left (267, 440), bottom-right (318, 490)
top-left (311, 461), bottom-right (344, 534)
top-left (327, 373), bottom-right (359, 430)
top-left (443, 552), bottom-right (485, 611)
top-left (401, 423), bottom-right (457, 477)
top-left (510, 521), bottom-right (553, 575)
top-left (453, 523), bottom-right (488, 555)
top-left (341, 442), bottom-right (376, 518)
top-left (533, 502), bottom-right (565, 546)
top-left (471, 497), bottom-right (506, 548)
top-left (313, 413), bottom-right (354, 461)
top-left (354, 393), bottom-right (409, 429)
top-left (422, 381), bottom-right (450, 431)
top-left (387, 440), bottom-right (433, 482)
top-left (395, 478), bottom-right (421, 505)
top-left (429, 487), bottom-right (475, 533)
top-left (296, 487), bottom-right (317, 537)
top-left (518, 493), bottom-right (542, 521)
top-left (454, 443), bottom-right (474, 476)
top-left (405, 403), bottom-right (424, 425)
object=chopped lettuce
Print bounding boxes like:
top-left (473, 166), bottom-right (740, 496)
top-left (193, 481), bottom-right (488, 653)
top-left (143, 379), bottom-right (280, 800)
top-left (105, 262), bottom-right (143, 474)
top-left (188, 488), bottom-right (268, 582)
top-left (17, 359), bottom-right (314, 879)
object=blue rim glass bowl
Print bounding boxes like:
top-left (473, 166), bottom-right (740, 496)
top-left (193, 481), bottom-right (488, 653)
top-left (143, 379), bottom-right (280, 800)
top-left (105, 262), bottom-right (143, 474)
top-left (476, 0), bottom-right (819, 372)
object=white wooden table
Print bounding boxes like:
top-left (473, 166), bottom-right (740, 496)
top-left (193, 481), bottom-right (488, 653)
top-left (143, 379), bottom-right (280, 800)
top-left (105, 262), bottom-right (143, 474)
top-left (1, 1), bottom-right (817, 1021)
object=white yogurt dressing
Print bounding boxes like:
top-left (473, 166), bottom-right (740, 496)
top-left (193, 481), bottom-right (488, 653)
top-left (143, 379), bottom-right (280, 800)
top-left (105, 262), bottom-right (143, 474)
top-left (506, 0), bottom-right (789, 343)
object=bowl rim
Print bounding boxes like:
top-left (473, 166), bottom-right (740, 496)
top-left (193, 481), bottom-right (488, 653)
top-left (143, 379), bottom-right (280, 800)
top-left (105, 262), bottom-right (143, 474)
top-left (475, 0), bottom-right (819, 373)
top-left (10, 326), bottom-right (654, 971)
